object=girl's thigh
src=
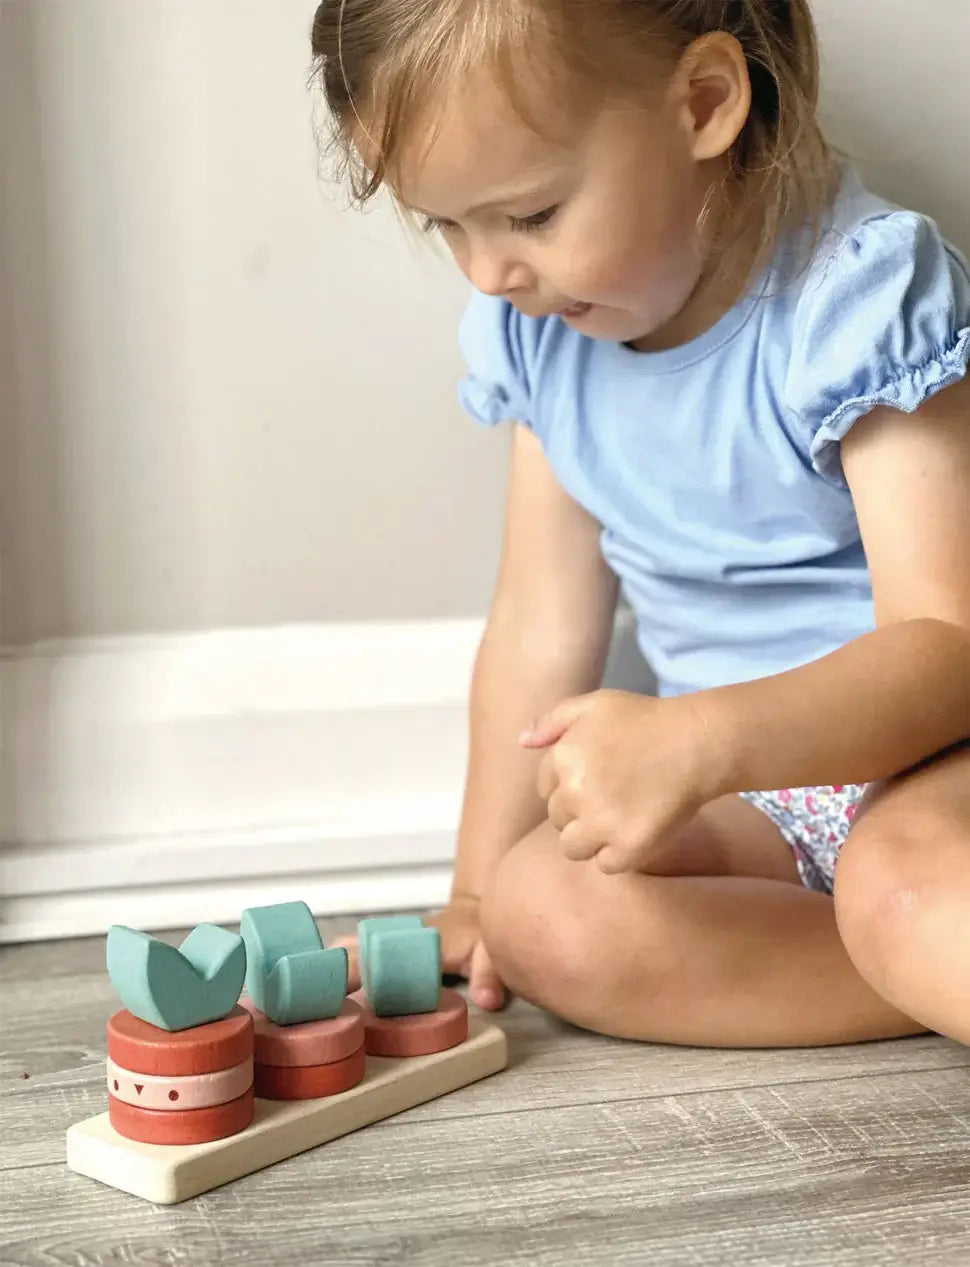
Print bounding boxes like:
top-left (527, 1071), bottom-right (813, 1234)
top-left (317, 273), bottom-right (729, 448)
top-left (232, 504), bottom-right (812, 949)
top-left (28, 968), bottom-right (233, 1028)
top-left (643, 793), bottom-right (802, 884)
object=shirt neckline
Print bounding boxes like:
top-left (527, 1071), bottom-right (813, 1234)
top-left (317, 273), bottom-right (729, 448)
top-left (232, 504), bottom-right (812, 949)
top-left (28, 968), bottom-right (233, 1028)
top-left (605, 265), bottom-right (771, 375)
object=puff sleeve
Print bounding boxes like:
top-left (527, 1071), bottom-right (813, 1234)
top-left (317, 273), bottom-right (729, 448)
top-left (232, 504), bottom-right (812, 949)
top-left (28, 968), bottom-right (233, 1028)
top-left (786, 212), bottom-right (970, 484)
top-left (457, 291), bottom-right (534, 429)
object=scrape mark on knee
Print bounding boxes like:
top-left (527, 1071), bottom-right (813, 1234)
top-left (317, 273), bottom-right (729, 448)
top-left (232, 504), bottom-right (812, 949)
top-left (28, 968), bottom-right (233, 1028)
top-left (893, 887), bottom-right (919, 914)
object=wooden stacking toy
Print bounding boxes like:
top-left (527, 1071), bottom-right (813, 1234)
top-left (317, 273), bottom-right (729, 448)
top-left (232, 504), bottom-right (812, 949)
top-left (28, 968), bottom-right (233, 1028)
top-left (240, 900), bottom-right (348, 1026)
top-left (106, 923), bottom-right (247, 1032)
top-left (66, 903), bottom-right (507, 1204)
top-left (103, 924), bottom-right (254, 1146)
top-left (241, 998), bottom-right (366, 1099)
top-left (352, 914), bottom-right (470, 1056)
top-left (239, 900), bottom-right (364, 1101)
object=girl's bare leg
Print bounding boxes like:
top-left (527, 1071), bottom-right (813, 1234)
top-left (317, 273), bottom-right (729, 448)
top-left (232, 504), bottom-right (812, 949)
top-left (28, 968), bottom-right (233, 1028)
top-left (480, 796), bottom-right (925, 1047)
top-left (834, 743), bottom-right (970, 1045)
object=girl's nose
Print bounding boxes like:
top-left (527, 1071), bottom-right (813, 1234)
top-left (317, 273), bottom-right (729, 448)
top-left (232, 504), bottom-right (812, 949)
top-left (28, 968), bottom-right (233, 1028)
top-left (466, 240), bottom-right (533, 299)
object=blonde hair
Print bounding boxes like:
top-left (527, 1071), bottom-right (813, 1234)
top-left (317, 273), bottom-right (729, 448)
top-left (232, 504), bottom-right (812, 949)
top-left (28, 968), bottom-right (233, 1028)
top-left (310, 0), bottom-right (838, 274)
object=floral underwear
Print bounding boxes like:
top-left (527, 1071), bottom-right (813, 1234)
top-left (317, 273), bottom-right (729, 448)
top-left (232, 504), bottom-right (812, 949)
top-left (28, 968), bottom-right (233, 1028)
top-left (739, 784), bottom-right (866, 893)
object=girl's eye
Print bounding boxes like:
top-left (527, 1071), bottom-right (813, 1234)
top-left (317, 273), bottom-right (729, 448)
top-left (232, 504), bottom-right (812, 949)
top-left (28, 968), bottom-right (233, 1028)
top-left (509, 205), bottom-right (559, 233)
top-left (422, 216), bottom-right (459, 235)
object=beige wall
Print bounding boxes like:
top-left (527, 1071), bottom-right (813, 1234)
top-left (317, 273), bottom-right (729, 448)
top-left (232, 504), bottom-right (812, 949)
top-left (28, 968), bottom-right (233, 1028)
top-left (812, 0), bottom-right (969, 246)
top-left (0, 0), bottom-right (508, 643)
top-left (1, 0), bottom-right (967, 644)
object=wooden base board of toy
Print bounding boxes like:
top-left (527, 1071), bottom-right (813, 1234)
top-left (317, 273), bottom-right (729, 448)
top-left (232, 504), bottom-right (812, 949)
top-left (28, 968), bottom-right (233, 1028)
top-left (67, 1017), bottom-right (507, 1205)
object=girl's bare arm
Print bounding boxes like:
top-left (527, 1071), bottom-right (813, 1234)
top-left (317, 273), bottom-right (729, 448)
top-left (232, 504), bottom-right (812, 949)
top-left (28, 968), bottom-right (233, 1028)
top-left (451, 424), bottom-right (619, 901)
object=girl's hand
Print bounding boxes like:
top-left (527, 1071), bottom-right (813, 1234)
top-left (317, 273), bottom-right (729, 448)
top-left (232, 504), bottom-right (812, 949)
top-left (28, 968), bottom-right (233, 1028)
top-left (331, 894), bottom-right (506, 1012)
top-left (520, 689), bottom-right (725, 875)
top-left (431, 895), bottom-right (507, 1011)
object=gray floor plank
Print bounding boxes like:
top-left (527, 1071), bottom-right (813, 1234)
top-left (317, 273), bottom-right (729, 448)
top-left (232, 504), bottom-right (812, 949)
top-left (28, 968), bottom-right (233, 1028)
top-left (4, 925), bottom-right (970, 1265)
top-left (4, 1068), bottom-right (970, 1265)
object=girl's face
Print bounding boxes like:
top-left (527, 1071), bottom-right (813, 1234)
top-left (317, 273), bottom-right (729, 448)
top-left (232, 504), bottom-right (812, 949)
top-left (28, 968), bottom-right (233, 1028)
top-left (396, 65), bottom-right (727, 349)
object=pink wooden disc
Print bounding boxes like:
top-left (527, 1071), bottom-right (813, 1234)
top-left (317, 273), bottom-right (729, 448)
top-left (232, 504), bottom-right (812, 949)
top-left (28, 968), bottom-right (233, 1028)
top-left (106, 1056), bottom-right (253, 1111)
top-left (254, 1044), bottom-right (366, 1101)
top-left (239, 997), bottom-right (364, 1067)
top-left (108, 1086), bottom-right (254, 1145)
top-left (349, 987), bottom-right (469, 1057)
top-left (107, 1007), bottom-right (253, 1077)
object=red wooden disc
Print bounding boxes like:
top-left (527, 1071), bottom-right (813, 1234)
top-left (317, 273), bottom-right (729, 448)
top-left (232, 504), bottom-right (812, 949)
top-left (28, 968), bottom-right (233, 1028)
top-left (107, 1007), bottom-right (254, 1077)
top-left (108, 1086), bottom-right (254, 1145)
top-left (254, 1043), bottom-right (366, 1101)
top-left (239, 997), bottom-right (364, 1067)
top-left (350, 987), bottom-right (468, 1057)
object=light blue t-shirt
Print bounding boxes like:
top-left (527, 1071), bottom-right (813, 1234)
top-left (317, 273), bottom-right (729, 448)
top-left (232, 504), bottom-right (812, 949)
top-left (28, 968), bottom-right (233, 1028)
top-left (458, 168), bottom-right (970, 698)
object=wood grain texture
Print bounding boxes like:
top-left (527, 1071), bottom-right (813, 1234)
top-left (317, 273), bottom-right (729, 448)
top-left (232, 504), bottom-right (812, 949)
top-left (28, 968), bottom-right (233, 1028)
top-left (4, 921), bottom-right (970, 1264)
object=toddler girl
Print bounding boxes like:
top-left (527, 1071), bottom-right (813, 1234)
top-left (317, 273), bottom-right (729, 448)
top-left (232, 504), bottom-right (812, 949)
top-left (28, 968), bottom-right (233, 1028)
top-left (313, 0), bottom-right (970, 1047)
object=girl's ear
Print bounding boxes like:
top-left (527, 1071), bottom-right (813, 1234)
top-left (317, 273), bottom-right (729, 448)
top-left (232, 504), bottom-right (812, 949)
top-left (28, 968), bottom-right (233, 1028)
top-left (674, 33), bottom-right (753, 163)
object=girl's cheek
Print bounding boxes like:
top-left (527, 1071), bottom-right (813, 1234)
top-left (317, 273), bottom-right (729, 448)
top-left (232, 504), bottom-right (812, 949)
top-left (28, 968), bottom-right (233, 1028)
top-left (557, 246), bottom-right (626, 297)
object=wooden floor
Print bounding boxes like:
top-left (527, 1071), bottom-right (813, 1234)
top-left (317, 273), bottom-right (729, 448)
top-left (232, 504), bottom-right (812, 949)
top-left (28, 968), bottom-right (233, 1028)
top-left (4, 918), bottom-right (970, 1265)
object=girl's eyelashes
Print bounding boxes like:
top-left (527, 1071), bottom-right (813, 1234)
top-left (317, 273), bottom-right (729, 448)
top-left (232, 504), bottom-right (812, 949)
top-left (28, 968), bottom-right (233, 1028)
top-left (421, 215), bottom-right (457, 235)
top-left (509, 204), bottom-right (559, 233)
top-left (420, 205), bottom-right (561, 235)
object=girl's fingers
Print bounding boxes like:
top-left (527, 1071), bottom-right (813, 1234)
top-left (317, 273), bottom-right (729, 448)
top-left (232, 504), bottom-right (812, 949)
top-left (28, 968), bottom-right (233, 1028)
top-left (546, 788), bottom-right (575, 832)
top-left (468, 939), bottom-right (506, 1012)
top-left (330, 935), bottom-right (361, 991)
top-left (558, 819), bottom-right (605, 862)
top-left (594, 843), bottom-right (639, 875)
top-left (536, 750), bottom-right (559, 802)
top-left (519, 695), bottom-right (596, 748)
top-left (439, 942), bottom-right (475, 980)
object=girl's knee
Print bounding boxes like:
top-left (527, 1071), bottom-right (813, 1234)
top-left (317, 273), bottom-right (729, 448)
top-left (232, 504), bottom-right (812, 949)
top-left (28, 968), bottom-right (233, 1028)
top-left (480, 822), bottom-right (667, 1024)
top-left (834, 806), bottom-right (942, 984)
top-left (481, 824), bottom-right (603, 1007)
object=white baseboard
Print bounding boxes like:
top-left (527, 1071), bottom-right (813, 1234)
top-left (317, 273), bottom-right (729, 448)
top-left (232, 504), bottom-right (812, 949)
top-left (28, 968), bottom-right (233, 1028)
top-left (0, 620), bottom-right (484, 943)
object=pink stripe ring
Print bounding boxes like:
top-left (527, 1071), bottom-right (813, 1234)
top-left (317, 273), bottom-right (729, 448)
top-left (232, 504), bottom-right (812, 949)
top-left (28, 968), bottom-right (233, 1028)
top-left (106, 1055), bottom-right (253, 1111)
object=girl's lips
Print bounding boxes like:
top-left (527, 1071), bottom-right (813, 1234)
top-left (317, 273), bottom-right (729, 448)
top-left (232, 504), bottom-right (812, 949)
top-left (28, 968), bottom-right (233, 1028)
top-left (559, 302), bottom-right (593, 319)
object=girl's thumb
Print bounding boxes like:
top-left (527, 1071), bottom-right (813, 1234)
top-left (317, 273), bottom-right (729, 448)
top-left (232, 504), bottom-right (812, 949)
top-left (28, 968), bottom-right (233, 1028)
top-left (468, 939), bottom-right (506, 1012)
top-left (330, 935), bottom-right (361, 992)
top-left (518, 693), bottom-right (595, 748)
